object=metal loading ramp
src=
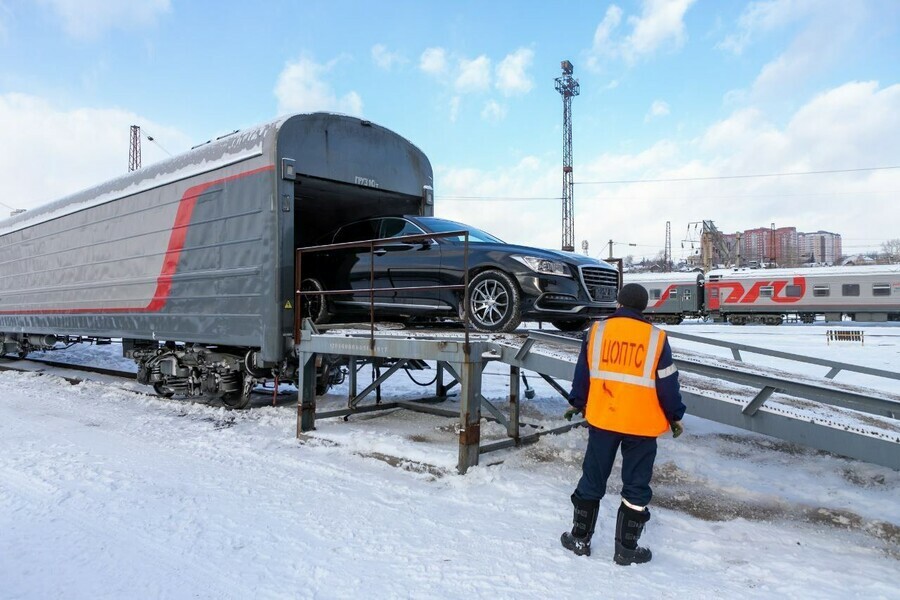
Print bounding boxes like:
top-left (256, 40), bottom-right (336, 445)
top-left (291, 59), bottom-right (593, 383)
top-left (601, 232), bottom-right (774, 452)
top-left (294, 324), bottom-right (900, 473)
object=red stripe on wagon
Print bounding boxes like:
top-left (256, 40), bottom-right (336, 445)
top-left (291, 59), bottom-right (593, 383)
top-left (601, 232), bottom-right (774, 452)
top-left (0, 165), bottom-right (275, 315)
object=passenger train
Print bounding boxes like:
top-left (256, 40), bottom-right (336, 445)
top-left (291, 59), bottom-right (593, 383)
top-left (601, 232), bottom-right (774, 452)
top-left (624, 265), bottom-right (900, 325)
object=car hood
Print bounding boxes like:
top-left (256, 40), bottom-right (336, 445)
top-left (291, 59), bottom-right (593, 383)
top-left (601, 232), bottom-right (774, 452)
top-left (463, 241), bottom-right (616, 270)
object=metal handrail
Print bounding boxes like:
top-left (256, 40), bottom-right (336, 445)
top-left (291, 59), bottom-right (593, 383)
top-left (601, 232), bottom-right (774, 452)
top-left (295, 229), bottom-right (471, 352)
top-left (664, 330), bottom-right (900, 381)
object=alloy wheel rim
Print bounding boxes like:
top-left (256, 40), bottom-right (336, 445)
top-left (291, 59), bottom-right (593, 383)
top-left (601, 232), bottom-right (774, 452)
top-left (471, 279), bottom-right (509, 326)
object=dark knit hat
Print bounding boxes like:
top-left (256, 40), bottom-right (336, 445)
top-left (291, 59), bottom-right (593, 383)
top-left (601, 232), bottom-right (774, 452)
top-left (617, 283), bottom-right (648, 312)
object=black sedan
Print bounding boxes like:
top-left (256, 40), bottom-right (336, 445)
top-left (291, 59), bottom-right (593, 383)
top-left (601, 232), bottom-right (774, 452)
top-left (300, 215), bottom-right (619, 332)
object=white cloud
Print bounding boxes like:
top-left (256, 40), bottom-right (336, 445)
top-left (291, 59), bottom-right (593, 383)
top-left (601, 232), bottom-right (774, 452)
top-left (0, 93), bottom-right (189, 212)
top-left (623, 0), bottom-right (696, 62)
top-left (371, 44), bottom-right (406, 70)
top-left (644, 100), bottom-right (670, 122)
top-left (717, 0), bottom-right (816, 55)
top-left (588, 0), bottom-right (696, 68)
top-left (455, 55), bottom-right (491, 93)
top-left (419, 47), bottom-right (448, 76)
top-left (437, 156), bottom-right (562, 250)
top-left (38, 0), bottom-right (170, 40)
top-left (480, 100), bottom-right (506, 123)
top-left (274, 56), bottom-right (363, 117)
top-left (750, 5), bottom-right (866, 98)
top-left (422, 48), bottom-right (530, 122)
top-left (495, 48), bottom-right (534, 96)
top-left (593, 5), bottom-right (624, 53)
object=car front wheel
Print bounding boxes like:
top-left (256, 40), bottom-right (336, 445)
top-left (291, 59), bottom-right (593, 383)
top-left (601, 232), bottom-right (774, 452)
top-left (463, 270), bottom-right (522, 333)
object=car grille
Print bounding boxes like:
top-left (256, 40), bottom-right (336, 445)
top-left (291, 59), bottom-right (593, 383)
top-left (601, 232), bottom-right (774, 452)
top-left (579, 266), bottom-right (618, 302)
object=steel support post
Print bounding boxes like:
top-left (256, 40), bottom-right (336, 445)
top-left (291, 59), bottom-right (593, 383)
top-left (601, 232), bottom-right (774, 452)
top-left (436, 362), bottom-right (446, 398)
top-left (296, 351), bottom-right (318, 435)
top-left (349, 357), bottom-right (358, 398)
top-left (508, 365), bottom-right (520, 441)
top-left (453, 358), bottom-right (483, 474)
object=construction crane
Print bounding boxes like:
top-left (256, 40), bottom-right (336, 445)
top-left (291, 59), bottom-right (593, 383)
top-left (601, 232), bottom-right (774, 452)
top-left (128, 125), bottom-right (141, 172)
top-left (683, 220), bottom-right (736, 271)
top-left (555, 60), bottom-right (580, 252)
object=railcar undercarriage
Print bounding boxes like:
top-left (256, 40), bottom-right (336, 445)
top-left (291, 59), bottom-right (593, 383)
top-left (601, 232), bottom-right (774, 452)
top-left (126, 340), bottom-right (299, 410)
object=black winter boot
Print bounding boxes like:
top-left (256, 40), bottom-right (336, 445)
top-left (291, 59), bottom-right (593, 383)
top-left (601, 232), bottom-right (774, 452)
top-left (560, 493), bottom-right (600, 557)
top-left (614, 502), bottom-right (652, 565)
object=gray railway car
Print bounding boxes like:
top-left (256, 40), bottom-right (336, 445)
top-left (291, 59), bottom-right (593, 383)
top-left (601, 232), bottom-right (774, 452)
top-left (0, 113), bottom-right (433, 407)
top-left (706, 265), bottom-right (900, 325)
top-left (622, 272), bottom-right (705, 324)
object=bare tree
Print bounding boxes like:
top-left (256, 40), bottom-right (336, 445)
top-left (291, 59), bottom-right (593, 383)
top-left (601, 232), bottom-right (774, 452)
top-left (881, 238), bottom-right (900, 261)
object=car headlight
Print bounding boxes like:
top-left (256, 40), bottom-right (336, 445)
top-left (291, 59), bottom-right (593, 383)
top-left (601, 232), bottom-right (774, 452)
top-left (511, 255), bottom-right (572, 277)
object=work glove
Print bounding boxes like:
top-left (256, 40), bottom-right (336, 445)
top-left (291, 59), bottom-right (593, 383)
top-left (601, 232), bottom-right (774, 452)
top-left (564, 407), bottom-right (583, 421)
top-left (670, 420), bottom-right (684, 438)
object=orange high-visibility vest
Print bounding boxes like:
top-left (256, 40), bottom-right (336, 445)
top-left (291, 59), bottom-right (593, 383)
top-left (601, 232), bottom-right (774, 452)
top-left (584, 317), bottom-right (669, 437)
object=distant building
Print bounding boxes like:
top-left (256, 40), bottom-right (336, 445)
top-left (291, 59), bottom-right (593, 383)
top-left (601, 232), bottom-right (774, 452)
top-left (798, 230), bottom-right (842, 265)
top-left (740, 226), bottom-right (799, 266)
top-left (724, 226), bottom-right (842, 267)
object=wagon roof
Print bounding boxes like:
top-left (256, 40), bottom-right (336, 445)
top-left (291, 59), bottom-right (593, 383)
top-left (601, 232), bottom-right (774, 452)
top-left (623, 271), bottom-right (704, 284)
top-left (0, 112), bottom-right (426, 238)
top-left (706, 265), bottom-right (900, 280)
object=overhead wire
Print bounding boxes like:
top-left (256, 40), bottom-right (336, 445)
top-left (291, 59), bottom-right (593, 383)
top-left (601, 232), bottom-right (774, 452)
top-left (574, 165), bottom-right (900, 185)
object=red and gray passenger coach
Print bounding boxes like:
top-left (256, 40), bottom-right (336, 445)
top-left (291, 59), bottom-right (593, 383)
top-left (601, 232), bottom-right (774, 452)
top-left (706, 265), bottom-right (900, 325)
top-left (0, 113), bottom-right (434, 407)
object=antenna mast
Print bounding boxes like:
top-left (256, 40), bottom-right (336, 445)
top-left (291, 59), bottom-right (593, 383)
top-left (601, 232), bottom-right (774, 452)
top-left (555, 60), bottom-right (580, 252)
top-left (129, 125), bottom-right (141, 172)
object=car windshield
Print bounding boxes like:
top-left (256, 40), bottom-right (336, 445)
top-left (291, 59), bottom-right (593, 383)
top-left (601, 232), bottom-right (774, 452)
top-left (416, 217), bottom-right (504, 243)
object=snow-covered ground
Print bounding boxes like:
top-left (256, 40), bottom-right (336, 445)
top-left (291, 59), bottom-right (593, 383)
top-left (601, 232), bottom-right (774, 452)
top-left (1, 322), bottom-right (899, 599)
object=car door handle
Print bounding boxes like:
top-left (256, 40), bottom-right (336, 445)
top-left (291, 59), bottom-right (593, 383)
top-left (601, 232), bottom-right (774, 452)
top-left (373, 248), bottom-right (387, 256)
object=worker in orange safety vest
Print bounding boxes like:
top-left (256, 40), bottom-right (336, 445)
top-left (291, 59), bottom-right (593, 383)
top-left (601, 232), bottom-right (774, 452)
top-left (560, 283), bottom-right (686, 564)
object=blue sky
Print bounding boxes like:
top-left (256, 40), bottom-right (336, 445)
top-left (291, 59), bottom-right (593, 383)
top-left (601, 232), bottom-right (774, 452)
top-left (1, 0), bottom-right (898, 260)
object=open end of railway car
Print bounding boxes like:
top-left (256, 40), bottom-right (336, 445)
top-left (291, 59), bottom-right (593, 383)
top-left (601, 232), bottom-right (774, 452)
top-left (293, 177), bottom-right (425, 247)
top-left (292, 176), bottom-right (430, 326)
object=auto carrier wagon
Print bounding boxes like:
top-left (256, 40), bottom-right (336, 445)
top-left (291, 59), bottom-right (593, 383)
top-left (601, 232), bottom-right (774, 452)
top-left (0, 114), bottom-right (436, 407)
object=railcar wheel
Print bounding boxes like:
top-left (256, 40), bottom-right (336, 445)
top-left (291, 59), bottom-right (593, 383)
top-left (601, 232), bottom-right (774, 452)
top-left (463, 270), bottom-right (522, 333)
top-left (153, 383), bottom-right (175, 398)
top-left (17, 351), bottom-right (28, 359)
top-left (220, 372), bottom-right (252, 410)
top-left (300, 278), bottom-right (330, 325)
top-left (551, 318), bottom-right (590, 332)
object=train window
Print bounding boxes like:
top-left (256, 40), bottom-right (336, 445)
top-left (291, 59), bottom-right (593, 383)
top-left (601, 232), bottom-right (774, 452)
top-left (872, 283), bottom-right (891, 297)
top-left (813, 285), bottom-right (830, 297)
top-left (842, 284), bottom-right (860, 297)
top-left (650, 289), bottom-right (661, 300)
top-left (785, 285), bottom-right (802, 297)
top-left (760, 286), bottom-right (774, 297)
top-left (710, 288), bottom-right (719, 298)
top-left (669, 288), bottom-right (678, 298)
